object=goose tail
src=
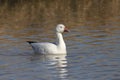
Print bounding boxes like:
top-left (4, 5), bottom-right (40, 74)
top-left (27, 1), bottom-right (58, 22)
top-left (27, 41), bottom-right (37, 44)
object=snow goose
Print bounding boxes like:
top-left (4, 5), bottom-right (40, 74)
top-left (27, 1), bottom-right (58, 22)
top-left (27, 24), bottom-right (69, 54)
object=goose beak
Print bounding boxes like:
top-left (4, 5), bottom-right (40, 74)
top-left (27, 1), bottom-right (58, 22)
top-left (64, 27), bottom-right (70, 32)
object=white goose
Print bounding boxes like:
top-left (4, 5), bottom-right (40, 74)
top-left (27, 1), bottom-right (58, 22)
top-left (27, 24), bottom-right (69, 54)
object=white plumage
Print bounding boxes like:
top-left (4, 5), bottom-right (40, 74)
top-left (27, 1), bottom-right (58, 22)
top-left (27, 24), bottom-right (69, 54)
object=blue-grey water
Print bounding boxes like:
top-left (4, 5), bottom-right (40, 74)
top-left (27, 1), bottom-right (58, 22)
top-left (0, 23), bottom-right (120, 80)
top-left (0, 1), bottom-right (120, 80)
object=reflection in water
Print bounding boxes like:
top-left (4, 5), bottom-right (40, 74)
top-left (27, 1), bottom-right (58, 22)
top-left (30, 54), bottom-right (68, 80)
top-left (0, 1), bottom-right (120, 80)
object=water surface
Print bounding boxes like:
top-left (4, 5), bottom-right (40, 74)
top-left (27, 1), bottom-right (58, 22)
top-left (0, 1), bottom-right (120, 80)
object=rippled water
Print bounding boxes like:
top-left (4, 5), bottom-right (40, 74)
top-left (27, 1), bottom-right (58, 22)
top-left (0, 1), bottom-right (120, 80)
top-left (0, 23), bottom-right (120, 80)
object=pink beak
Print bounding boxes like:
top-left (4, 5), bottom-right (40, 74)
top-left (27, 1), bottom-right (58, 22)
top-left (64, 27), bottom-right (70, 32)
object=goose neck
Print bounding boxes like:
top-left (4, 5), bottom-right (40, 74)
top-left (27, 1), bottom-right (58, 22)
top-left (56, 32), bottom-right (66, 48)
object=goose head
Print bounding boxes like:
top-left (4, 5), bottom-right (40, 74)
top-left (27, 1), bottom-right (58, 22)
top-left (56, 24), bottom-right (69, 33)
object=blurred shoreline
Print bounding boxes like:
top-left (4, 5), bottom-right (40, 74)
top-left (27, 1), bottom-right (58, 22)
top-left (0, 0), bottom-right (120, 28)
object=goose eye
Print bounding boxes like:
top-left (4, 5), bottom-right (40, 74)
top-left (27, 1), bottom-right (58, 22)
top-left (60, 26), bottom-right (63, 28)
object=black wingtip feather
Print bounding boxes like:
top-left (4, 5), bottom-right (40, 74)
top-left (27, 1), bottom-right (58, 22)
top-left (27, 41), bottom-right (37, 44)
